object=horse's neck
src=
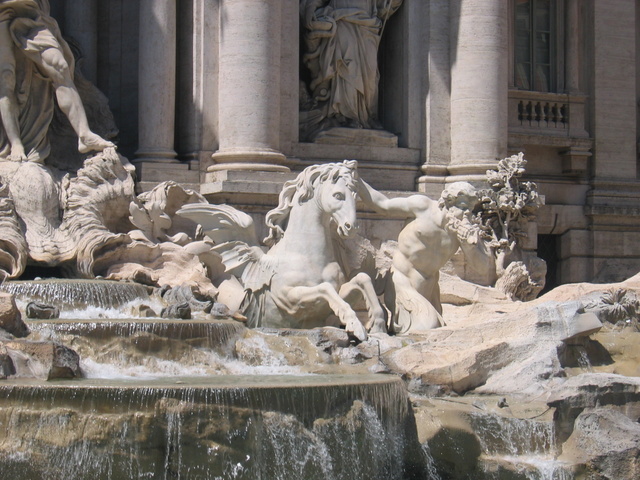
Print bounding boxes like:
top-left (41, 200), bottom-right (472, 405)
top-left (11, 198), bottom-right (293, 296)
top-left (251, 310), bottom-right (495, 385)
top-left (277, 200), bottom-right (334, 257)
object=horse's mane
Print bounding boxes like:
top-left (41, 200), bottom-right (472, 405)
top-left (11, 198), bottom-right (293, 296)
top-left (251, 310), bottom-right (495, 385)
top-left (263, 160), bottom-right (358, 246)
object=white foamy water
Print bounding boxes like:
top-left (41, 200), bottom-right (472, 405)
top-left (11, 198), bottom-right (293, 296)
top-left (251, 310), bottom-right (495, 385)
top-left (80, 357), bottom-right (223, 380)
top-left (15, 297), bottom-right (166, 320)
top-left (485, 454), bottom-right (572, 480)
top-left (80, 348), bottom-right (307, 380)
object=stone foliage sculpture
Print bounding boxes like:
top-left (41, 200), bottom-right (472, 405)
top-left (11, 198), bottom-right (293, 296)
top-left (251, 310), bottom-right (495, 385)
top-left (0, 182), bottom-right (25, 280)
top-left (477, 153), bottom-right (546, 301)
top-left (178, 160), bottom-right (385, 341)
top-left (0, 0), bottom-right (112, 164)
top-left (299, 0), bottom-right (403, 141)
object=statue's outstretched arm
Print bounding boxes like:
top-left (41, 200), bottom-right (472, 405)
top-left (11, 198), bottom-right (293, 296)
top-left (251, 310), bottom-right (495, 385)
top-left (357, 179), bottom-right (431, 217)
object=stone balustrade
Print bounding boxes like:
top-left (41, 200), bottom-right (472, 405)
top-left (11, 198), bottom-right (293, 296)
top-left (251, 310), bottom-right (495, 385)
top-left (508, 90), bottom-right (589, 139)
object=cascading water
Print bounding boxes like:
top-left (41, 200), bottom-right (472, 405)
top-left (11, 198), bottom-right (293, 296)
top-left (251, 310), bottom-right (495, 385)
top-left (0, 376), bottom-right (426, 479)
top-left (415, 396), bottom-right (575, 480)
top-left (469, 411), bottom-right (571, 480)
top-left (0, 279), bottom-right (154, 314)
top-left (0, 279), bottom-right (430, 479)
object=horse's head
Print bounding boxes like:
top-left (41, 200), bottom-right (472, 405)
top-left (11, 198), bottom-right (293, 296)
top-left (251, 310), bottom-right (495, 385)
top-left (314, 160), bottom-right (358, 238)
top-left (264, 160), bottom-right (359, 245)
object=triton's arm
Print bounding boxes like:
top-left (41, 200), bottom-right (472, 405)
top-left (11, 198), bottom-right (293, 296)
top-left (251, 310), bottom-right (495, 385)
top-left (357, 178), bottom-right (432, 217)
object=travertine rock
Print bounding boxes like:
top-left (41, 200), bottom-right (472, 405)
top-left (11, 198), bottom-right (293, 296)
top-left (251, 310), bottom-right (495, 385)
top-left (0, 345), bottom-right (14, 378)
top-left (558, 407), bottom-right (640, 479)
top-left (161, 284), bottom-right (213, 313)
top-left (4, 341), bottom-right (81, 380)
top-left (25, 302), bottom-right (60, 320)
top-left (383, 285), bottom-right (603, 395)
top-left (161, 302), bottom-right (191, 320)
top-left (0, 292), bottom-right (28, 337)
top-left (131, 304), bottom-right (158, 318)
top-left (547, 373), bottom-right (640, 414)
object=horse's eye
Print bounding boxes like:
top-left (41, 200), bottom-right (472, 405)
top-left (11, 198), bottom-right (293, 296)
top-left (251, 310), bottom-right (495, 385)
top-left (333, 192), bottom-right (345, 201)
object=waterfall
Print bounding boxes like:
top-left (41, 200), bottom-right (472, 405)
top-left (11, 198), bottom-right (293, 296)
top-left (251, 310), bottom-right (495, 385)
top-left (0, 375), bottom-right (428, 479)
top-left (1, 279), bottom-right (151, 310)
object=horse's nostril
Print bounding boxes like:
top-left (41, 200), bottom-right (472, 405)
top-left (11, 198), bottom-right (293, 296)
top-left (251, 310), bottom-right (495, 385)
top-left (344, 222), bottom-right (352, 230)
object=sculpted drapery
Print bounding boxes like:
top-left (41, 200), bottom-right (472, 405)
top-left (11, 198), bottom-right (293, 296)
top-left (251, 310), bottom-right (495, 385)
top-left (300, 0), bottom-right (403, 140)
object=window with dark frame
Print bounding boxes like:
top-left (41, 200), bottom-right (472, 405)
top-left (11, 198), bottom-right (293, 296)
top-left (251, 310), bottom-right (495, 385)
top-left (514, 0), bottom-right (557, 93)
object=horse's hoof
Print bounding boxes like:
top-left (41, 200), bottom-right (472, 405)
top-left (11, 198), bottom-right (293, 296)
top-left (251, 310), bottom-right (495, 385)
top-left (368, 317), bottom-right (387, 334)
top-left (347, 320), bottom-right (367, 343)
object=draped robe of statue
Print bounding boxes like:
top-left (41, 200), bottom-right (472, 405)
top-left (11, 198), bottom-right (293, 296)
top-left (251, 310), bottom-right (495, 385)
top-left (300, 0), bottom-right (403, 138)
top-left (0, 0), bottom-right (73, 163)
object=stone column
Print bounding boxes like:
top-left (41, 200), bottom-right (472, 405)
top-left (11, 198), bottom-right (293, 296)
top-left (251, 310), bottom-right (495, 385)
top-left (63, 0), bottom-right (98, 84)
top-left (210, 0), bottom-right (287, 172)
top-left (565, 0), bottom-right (580, 94)
top-left (418, 0), bottom-right (451, 196)
top-left (590, 0), bottom-right (636, 179)
top-left (135, 0), bottom-right (177, 165)
top-left (449, 0), bottom-right (508, 179)
top-left (561, 0), bottom-right (590, 172)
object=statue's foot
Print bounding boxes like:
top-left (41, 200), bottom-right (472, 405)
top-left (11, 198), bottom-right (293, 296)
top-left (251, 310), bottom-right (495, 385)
top-left (78, 133), bottom-right (115, 154)
top-left (8, 144), bottom-right (26, 162)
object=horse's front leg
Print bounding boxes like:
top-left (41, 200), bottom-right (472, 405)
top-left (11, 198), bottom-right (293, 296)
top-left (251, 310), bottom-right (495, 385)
top-left (339, 272), bottom-right (386, 333)
top-left (285, 283), bottom-right (368, 341)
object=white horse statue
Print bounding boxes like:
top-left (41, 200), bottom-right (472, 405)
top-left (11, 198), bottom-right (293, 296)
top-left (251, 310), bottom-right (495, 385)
top-left (177, 160), bottom-right (385, 341)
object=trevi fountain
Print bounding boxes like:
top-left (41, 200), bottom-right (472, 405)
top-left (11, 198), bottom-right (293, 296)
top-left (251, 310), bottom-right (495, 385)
top-left (0, 2), bottom-right (638, 479)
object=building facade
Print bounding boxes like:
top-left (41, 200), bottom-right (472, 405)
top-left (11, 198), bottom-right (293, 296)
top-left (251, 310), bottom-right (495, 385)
top-left (48, 0), bottom-right (640, 288)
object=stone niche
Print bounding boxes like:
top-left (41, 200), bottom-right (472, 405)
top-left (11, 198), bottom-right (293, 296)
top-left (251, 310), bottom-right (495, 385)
top-left (293, 0), bottom-right (425, 193)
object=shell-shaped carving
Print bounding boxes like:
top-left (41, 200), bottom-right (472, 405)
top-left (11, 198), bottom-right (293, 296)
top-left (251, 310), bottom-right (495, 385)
top-left (61, 148), bottom-right (136, 277)
top-left (0, 184), bottom-right (27, 279)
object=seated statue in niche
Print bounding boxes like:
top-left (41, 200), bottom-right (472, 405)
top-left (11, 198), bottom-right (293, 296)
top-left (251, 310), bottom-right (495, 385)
top-left (299, 0), bottom-right (403, 142)
top-left (357, 180), bottom-right (504, 334)
top-left (0, 0), bottom-right (113, 164)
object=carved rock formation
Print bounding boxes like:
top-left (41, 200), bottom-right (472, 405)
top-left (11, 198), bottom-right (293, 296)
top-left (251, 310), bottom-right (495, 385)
top-left (0, 292), bottom-right (28, 338)
top-left (3, 341), bottom-right (81, 380)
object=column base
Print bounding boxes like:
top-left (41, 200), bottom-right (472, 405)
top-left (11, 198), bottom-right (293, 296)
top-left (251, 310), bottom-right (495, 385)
top-left (210, 149), bottom-right (289, 172)
top-left (134, 148), bottom-right (178, 164)
top-left (417, 162), bottom-right (500, 195)
top-left (133, 160), bottom-right (199, 188)
top-left (202, 167), bottom-right (296, 206)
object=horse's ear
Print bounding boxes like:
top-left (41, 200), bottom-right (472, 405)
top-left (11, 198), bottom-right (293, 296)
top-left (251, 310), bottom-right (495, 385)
top-left (343, 159), bottom-right (358, 171)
